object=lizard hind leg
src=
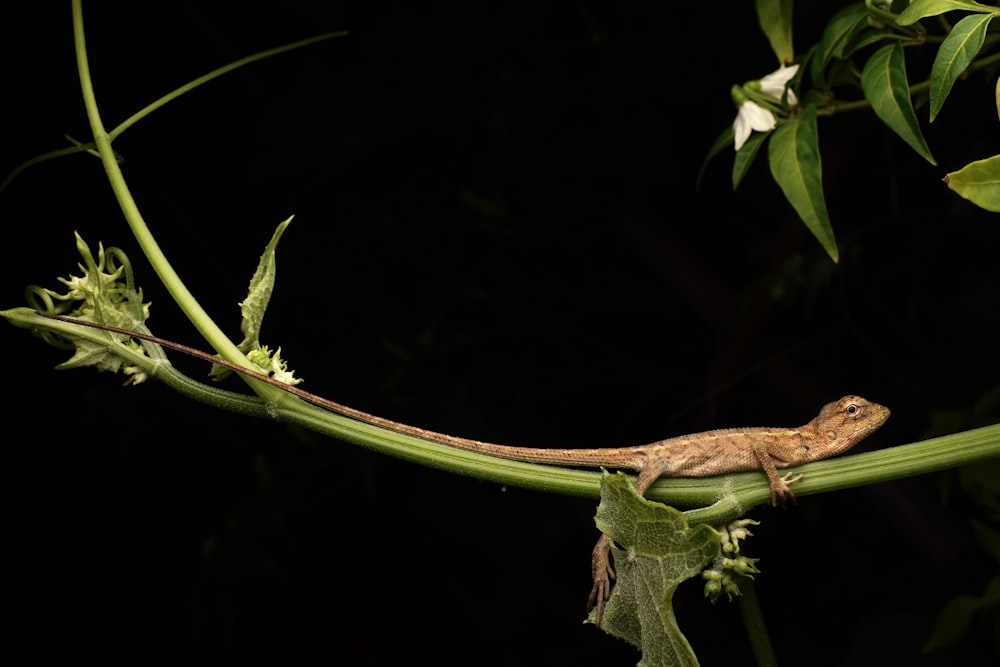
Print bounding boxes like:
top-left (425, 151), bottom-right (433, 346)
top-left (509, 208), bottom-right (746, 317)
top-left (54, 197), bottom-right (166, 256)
top-left (588, 460), bottom-right (664, 626)
top-left (587, 534), bottom-right (615, 626)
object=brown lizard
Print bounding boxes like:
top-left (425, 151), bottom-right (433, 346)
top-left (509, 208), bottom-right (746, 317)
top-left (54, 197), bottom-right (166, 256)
top-left (34, 313), bottom-right (891, 625)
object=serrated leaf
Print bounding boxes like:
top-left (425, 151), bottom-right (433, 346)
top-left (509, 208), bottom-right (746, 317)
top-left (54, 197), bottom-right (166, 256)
top-left (733, 130), bottom-right (769, 190)
top-left (55, 336), bottom-right (133, 374)
top-left (896, 0), bottom-right (993, 27)
top-left (756, 0), bottom-right (795, 64)
top-left (810, 3), bottom-right (870, 84)
top-left (930, 14), bottom-right (993, 121)
top-left (238, 216), bottom-right (293, 349)
top-left (768, 105), bottom-right (839, 262)
top-left (861, 43), bottom-right (936, 164)
top-left (945, 154), bottom-right (1000, 211)
top-left (211, 216), bottom-right (293, 381)
top-left (590, 472), bottom-right (719, 667)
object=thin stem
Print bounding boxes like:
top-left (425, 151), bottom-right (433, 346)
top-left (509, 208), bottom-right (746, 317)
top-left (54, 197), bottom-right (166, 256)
top-left (70, 1), bottom-right (288, 403)
top-left (3, 27), bottom-right (343, 193)
top-left (109, 31), bottom-right (347, 140)
top-left (0, 143), bottom-right (103, 195)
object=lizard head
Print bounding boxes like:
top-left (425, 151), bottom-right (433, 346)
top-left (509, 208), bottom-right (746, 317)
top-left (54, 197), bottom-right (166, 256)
top-left (805, 395), bottom-right (890, 459)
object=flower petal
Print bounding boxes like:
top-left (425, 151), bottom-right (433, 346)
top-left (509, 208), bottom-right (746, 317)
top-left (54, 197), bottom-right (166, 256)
top-left (733, 112), bottom-right (751, 151)
top-left (733, 101), bottom-right (776, 150)
top-left (744, 101), bottom-right (776, 131)
top-left (759, 64), bottom-right (799, 102)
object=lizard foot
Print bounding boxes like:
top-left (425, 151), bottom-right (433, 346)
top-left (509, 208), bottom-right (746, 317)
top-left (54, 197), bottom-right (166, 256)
top-left (770, 472), bottom-right (804, 507)
top-left (587, 534), bottom-right (616, 627)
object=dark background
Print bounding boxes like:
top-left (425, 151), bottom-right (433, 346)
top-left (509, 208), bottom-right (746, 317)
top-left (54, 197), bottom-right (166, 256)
top-left (2, 2), bottom-right (998, 664)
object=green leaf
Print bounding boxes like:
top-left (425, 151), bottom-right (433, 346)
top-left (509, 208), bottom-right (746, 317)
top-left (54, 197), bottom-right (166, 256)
top-left (756, 0), bottom-right (795, 64)
top-left (922, 576), bottom-right (1000, 653)
top-left (696, 126), bottom-right (735, 192)
top-left (589, 472), bottom-right (719, 667)
top-left (768, 105), bottom-right (839, 262)
top-left (238, 216), bottom-right (293, 348)
top-left (211, 216), bottom-right (293, 380)
top-left (896, 0), bottom-right (996, 27)
top-left (861, 43), bottom-right (936, 164)
top-left (810, 3), bottom-right (870, 85)
top-left (945, 154), bottom-right (1000, 211)
top-left (930, 13), bottom-right (993, 121)
top-left (733, 130), bottom-right (770, 190)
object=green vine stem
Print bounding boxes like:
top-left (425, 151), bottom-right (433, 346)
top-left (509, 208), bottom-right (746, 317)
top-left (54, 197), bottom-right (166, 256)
top-left (6, 307), bottom-right (999, 527)
top-left (2, 1), bottom-right (972, 529)
top-left (72, 1), bottom-right (250, 368)
top-left (69, 0), bottom-right (344, 417)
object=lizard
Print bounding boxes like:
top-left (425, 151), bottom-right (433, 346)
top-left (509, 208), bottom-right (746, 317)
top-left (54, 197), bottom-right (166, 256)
top-left (33, 312), bottom-right (891, 625)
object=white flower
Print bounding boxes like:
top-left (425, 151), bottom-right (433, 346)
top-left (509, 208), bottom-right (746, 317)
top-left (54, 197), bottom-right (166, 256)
top-left (733, 100), bottom-right (776, 151)
top-left (758, 65), bottom-right (799, 106)
top-left (732, 65), bottom-right (799, 151)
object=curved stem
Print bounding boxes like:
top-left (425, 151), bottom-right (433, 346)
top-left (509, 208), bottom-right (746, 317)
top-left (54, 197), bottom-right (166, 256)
top-left (70, 1), bottom-right (285, 402)
top-left (110, 31), bottom-right (346, 140)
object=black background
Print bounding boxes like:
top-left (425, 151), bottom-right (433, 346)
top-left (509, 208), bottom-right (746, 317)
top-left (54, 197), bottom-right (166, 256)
top-left (2, 2), bottom-right (998, 664)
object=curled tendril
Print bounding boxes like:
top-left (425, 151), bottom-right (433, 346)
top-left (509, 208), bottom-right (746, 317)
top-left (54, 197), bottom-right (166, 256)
top-left (66, 234), bottom-right (148, 326)
top-left (25, 234), bottom-right (155, 382)
top-left (94, 244), bottom-right (147, 325)
top-left (24, 285), bottom-right (76, 349)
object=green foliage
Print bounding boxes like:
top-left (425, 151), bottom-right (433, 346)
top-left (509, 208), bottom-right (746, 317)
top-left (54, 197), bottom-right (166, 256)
top-left (237, 216), bottom-right (293, 350)
top-left (756, 0), bottom-right (795, 64)
top-left (923, 577), bottom-right (1000, 654)
top-left (895, 0), bottom-right (996, 26)
top-left (929, 13), bottom-right (994, 121)
top-left (3, 1), bottom-right (1000, 664)
top-left (767, 105), bottom-right (837, 262)
top-left (589, 472), bottom-right (720, 667)
top-left (946, 155), bottom-right (1000, 210)
top-left (710, 0), bottom-right (1000, 262)
top-left (924, 456), bottom-right (1000, 655)
top-left (23, 233), bottom-right (153, 382)
top-left (809, 3), bottom-right (872, 87)
top-left (733, 130), bottom-right (769, 190)
top-left (861, 44), bottom-right (936, 163)
top-left (211, 216), bottom-right (298, 382)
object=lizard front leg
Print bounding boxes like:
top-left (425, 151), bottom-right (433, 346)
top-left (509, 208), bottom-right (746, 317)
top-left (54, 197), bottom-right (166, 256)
top-left (751, 442), bottom-right (803, 506)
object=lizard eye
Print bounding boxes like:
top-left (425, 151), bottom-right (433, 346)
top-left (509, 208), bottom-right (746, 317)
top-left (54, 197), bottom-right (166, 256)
top-left (846, 402), bottom-right (860, 416)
